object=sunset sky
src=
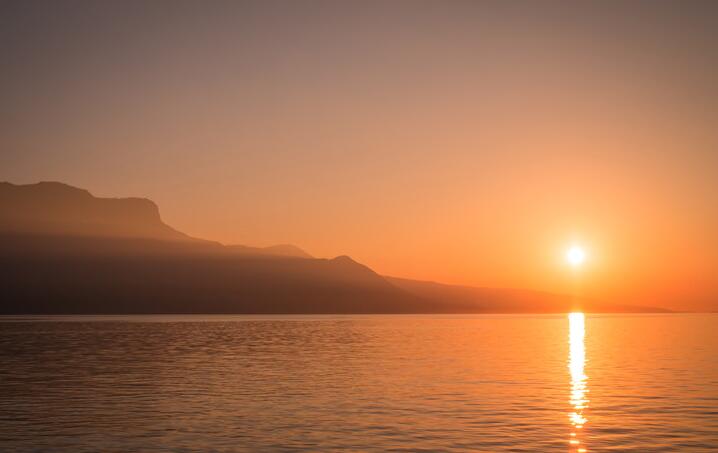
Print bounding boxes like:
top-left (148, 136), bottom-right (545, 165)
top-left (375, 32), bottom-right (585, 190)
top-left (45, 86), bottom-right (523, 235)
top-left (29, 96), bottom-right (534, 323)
top-left (2, 1), bottom-right (717, 311)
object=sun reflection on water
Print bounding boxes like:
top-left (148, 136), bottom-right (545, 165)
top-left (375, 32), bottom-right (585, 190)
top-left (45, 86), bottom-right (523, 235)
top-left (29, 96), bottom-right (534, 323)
top-left (569, 312), bottom-right (589, 452)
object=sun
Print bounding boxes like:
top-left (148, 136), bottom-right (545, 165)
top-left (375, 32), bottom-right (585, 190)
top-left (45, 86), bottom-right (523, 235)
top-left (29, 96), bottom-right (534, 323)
top-left (566, 245), bottom-right (586, 267)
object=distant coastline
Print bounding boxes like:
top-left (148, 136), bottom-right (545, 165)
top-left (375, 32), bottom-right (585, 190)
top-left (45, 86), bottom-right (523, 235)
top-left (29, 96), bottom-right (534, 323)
top-left (0, 182), bottom-right (669, 315)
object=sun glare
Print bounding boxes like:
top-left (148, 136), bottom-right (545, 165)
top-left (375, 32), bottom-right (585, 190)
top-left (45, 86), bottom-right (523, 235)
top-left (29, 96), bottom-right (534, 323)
top-left (568, 312), bottom-right (589, 450)
top-left (566, 246), bottom-right (586, 267)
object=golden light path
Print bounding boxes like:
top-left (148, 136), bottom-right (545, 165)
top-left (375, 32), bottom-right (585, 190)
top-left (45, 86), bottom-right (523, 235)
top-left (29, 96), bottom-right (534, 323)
top-left (569, 312), bottom-right (589, 452)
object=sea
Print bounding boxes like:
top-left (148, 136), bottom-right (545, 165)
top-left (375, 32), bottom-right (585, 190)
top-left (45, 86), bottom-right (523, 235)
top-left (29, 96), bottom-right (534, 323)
top-left (1, 313), bottom-right (717, 451)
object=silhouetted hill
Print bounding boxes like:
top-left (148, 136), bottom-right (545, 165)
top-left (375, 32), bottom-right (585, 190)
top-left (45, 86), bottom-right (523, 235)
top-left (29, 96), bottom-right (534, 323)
top-left (0, 181), bottom-right (669, 314)
top-left (0, 181), bottom-right (308, 258)
top-left (0, 234), bottom-right (435, 314)
top-left (0, 181), bottom-right (413, 313)
top-left (0, 181), bottom-right (193, 241)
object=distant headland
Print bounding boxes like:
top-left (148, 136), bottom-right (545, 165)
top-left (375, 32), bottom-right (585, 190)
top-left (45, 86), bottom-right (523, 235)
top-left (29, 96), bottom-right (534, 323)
top-left (0, 182), bottom-right (668, 314)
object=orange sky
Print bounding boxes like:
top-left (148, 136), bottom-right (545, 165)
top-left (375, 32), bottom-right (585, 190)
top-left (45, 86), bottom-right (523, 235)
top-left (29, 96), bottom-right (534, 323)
top-left (2, 1), bottom-right (717, 310)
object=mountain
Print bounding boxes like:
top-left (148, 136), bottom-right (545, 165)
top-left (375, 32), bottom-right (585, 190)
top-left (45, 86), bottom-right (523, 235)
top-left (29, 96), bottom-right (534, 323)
top-left (0, 181), bottom-right (668, 314)
top-left (0, 181), bottom-right (193, 242)
top-left (0, 181), bottom-right (425, 314)
top-left (0, 236), bottom-right (432, 314)
top-left (0, 181), bottom-right (308, 258)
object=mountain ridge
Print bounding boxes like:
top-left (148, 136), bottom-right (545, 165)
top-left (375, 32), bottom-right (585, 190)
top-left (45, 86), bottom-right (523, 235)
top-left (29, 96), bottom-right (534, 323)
top-left (0, 181), bottom-right (310, 257)
top-left (0, 181), bottom-right (193, 242)
top-left (0, 181), bottom-right (669, 314)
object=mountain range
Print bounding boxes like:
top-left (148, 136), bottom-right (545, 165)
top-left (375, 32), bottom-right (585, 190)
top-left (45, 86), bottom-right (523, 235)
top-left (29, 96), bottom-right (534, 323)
top-left (0, 181), bottom-right (667, 314)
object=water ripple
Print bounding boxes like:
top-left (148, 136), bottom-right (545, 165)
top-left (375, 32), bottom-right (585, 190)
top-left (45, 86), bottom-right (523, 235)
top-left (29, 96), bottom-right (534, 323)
top-left (0, 314), bottom-right (717, 451)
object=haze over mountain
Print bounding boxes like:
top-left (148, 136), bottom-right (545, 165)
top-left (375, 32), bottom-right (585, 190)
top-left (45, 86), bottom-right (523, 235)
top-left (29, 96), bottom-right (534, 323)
top-left (0, 182), bottom-right (666, 314)
top-left (0, 181), bottom-right (193, 242)
top-left (0, 181), bottom-right (311, 258)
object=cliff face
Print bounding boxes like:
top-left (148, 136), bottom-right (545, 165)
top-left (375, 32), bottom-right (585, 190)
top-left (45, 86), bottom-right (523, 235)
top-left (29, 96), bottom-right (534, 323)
top-left (0, 181), bottom-right (192, 241)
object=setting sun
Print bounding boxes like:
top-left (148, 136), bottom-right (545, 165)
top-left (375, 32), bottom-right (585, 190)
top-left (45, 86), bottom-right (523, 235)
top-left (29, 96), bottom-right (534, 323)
top-left (1, 1), bottom-right (717, 452)
top-left (566, 246), bottom-right (586, 267)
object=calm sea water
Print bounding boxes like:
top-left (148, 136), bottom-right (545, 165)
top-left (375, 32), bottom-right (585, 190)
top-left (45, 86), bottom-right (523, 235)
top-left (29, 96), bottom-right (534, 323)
top-left (1, 314), bottom-right (717, 452)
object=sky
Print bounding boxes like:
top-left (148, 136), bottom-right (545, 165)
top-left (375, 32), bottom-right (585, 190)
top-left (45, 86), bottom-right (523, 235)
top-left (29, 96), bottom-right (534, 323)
top-left (2, 0), bottom-right (717, 310)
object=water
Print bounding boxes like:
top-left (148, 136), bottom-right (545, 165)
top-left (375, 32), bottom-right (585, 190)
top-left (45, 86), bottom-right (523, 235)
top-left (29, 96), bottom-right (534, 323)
top-left (1, 314), bottom-right (717, 451)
